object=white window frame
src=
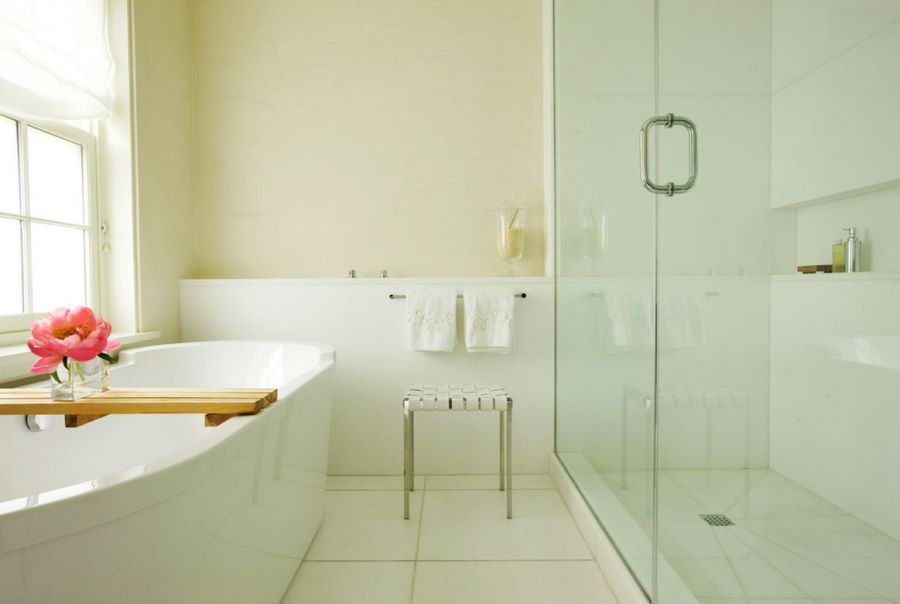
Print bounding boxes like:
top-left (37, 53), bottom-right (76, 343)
top-left (0, 112), bottom-right (101, 345)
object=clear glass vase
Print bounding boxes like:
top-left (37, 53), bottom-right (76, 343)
top-left (51, 357), bottom-right (110, 401)
top-left (495, 207), bottom-right (527, 271)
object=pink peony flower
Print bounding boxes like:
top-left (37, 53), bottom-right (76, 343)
top-left (27, 306), bottom-right (120, 374)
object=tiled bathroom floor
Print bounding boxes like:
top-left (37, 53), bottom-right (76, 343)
top-left (562, 456), bottom-right (900, 604)
top-left (280, 474), bottom-right (618, 604)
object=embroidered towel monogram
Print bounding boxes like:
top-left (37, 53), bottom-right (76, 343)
top-left (463, 288), bottom-right (515, 353)
top-left (406, 288), bottom-right (457, 352)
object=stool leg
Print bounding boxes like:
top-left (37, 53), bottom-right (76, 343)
top-left (499, 410), bottom-right (505, 491)
top-left (403, 400), bottom-right (411, 519)
top-left (506, 399), bottom-right (513, 519)
top-left (409, 411), bottom-right (415, 492)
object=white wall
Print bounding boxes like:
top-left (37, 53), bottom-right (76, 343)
top-left (131, 0), bottom-right (196, 343)
top-left (772, 0), bottom-right (900, 271)
top-left (770, 1), bottom-right (900, 208)
top-left (795, 188), bottom-right (900, 272)
top-left (97, 0), bottom-right (139, 335)
top-left (189, 0), bottom-right (545, 279)
top-left (180, 278), bottom-right (553, 475)
top-left (657, 0), bottom-right (781, 278)
top-left (770, 274), bottom-right (900, 541)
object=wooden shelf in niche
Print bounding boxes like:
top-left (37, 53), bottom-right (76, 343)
top-left (0, 388), bottom-right (278, 427)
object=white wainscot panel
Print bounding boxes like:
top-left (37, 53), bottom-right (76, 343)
top-left (180, 278), bottom-right (554, 475)
top-left (770, 274), bottom-right (900, 541)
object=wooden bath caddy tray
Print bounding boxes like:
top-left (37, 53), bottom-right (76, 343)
top-left (0, 388), bottom-right (278, 427)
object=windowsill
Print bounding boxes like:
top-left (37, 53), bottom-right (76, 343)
top-left (0, 331), bottom-right (161, 385)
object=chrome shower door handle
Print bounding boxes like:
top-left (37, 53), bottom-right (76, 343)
top-left (640, 113), bottom-right (698, 196)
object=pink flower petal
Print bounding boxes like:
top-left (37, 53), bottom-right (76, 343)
top-left (31, 354), bottom-right (62, 374)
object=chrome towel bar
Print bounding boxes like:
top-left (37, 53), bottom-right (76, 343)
top-left (389, 292), bottom-right (527, 300)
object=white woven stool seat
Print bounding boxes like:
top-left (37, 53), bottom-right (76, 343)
top-left (402, 383), bottom-right (513, 519)
top-left (405, 384), bottom-right (510, 411)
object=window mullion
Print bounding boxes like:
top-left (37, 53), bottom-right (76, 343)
top-left (21, 215), bottom-right (90, 230)
top-left (17, 120), bottom-right (33, 315)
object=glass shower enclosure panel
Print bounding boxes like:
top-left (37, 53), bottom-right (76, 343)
top-left (556, 1), bottom-right (900, 602)
top-left (554, 0), bottom-right (658, 596)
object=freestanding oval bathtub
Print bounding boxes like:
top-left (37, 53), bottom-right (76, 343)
top-left (0, 341), bottom-right (334, 604)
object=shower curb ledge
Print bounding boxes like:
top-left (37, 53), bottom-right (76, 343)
top-left (550, 455), bottom-right (647, 604)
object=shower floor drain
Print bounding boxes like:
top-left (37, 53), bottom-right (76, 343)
top-left (700, 514), bottom-right (734, 526)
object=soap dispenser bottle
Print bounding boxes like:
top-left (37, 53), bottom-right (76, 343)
top-left (832, 239), bottom-right (845, 272)
top-left (843, 227), bottom-right (862, 272)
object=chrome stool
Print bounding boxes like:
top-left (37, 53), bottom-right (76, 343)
top-left (403, 384), bottom-right (512, 519)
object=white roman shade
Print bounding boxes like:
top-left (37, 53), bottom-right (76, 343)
top-left (0, 0), bottom-right (114, 120)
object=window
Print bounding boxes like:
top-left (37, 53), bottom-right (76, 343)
top-left (0, 113), bottom-right (99, 339)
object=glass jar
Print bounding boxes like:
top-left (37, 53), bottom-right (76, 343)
top-left (51, 357), bottom-right (110, 401)
top-left (495, 207), bottom-right (527, 267)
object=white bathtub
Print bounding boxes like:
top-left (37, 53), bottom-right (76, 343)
top-left (0, 341), bottom-right (334, 604)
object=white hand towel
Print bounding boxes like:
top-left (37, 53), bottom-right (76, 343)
top-left (601, 287), bottom-right (701, 350)
top-left (602, 286), bottom-right (653, 349)
top-left (658, 292), bottom-right (701, 349)
top-left (406, 288), bottom-right (457, 352)
top-left (464, 288), bottom-right (514, 353)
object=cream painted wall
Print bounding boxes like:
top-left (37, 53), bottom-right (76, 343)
top-left (131, 0), bottom-right (196, 342)
top-left (189, 0), bottom-right (545, 278)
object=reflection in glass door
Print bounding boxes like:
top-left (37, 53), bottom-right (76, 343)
top-left (554, 0), bottom-right (658, 596)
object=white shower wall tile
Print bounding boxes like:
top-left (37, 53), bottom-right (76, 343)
top-left (771, 0), bottom-right (900, 91)
top-left (555, 0), bottom-right (655, 96)
top-left (658, 0), bottom-right (772, 96)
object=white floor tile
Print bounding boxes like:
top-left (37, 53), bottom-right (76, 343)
top-left (305, 491), bottom-right (422, 561)
top-left (807, 600), bottom-right (893, 604)
top-left (417, 490), bottom-right (592, 561)
top-left (814, 555), bottom-right (900, 599)
top-left (412, 561), bottom-right (616, 604)
top-left (747, 600), bottom-right (814, 604)
top-left (729, 557), bottom-right (806, 598)
top-left (298, 471), bottom-right (900, 603)
top-left (761, 553), bottom-right (882, 599)
top-left (657, 521), bottom-right (754, 560)
top-left (326, 475), bottom-right (425, 491)
top-left (727, 484), bottom-right (845, 519)
top-left (667, 558), bottom-right (744, 599)
top-left (425, 474), bottom-right (555, 490)
top-left (665, 469), bottom-right (773, 490)
top-left (740, 516), bottom-right (900, 562)
top-left (281, 562), bottom-right (413, 604)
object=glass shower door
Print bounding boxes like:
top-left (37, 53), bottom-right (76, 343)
top-left (653, 1), bottom-right (900, 602)
top-left (651, 2), bottom-right (777, 597)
